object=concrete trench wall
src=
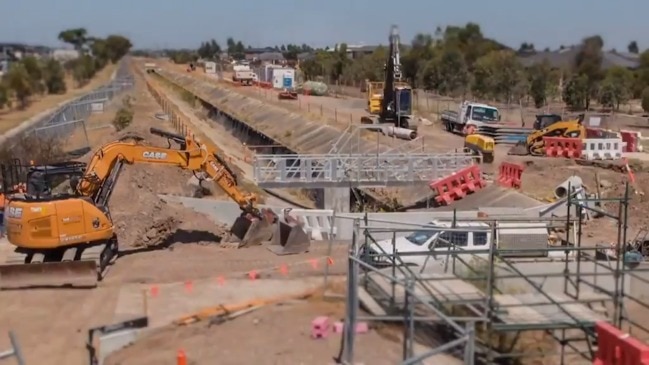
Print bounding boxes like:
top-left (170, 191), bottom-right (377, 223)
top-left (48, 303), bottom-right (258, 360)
top-left (155, 69), bottom-right (436, 209)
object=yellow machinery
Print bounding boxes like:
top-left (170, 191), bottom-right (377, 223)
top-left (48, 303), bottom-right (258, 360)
top-left (464, 134), bottom-right (495, 163)
top-left (0, 128), bottom-right (309, 289)
top-left (508, 114), bottom-right (586, 156)
top-left (360, 25), bottom-right (415, 131)
top-left (366, 81), bottom-right (411, 115)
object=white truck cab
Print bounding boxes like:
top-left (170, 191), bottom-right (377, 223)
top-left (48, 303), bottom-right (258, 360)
top-left (367, 220), bottom-right (567, 268)
top-left (441, 101), bottom-right (500, 135)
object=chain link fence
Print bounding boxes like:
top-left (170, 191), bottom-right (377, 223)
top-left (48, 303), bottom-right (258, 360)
top-left (18, 59), bottom-right (134, 156)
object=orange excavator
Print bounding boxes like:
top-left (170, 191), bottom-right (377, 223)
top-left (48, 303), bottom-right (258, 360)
top-left (0, 128), bottom-right (310, 289)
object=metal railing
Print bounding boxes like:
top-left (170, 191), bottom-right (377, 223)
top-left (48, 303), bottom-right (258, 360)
top-left (0, 331), bottom-right (24, 365)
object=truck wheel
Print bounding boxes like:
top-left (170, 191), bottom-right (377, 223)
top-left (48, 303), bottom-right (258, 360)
top-left (445, 122), bottom-right (452, 132)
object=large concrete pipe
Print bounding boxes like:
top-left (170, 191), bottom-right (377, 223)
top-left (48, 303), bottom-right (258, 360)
top-left (554, 176), bottom-right (583, 199)
top-left (382, 126), bottom-right (417, 140)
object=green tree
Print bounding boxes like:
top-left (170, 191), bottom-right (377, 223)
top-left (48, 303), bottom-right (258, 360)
top-left (19, 56), bottom-right (45, 95)
top-left (628, 41), bottom-right (639, 54)
top-left (423, 47), bottom-right (469, 96)
top-left (104, 35), bottom-right (133, 62)
top-left (598, 66), bottom-right (634, 110)
top-left (42, 58), bottom-right (67, 94)
top-left (574, 35), bottom-right (605, 108)
top-left (563, 74), bottom-right (590, 110)
top-left (641, 87), bottom-right (649, 113)
top-left (0, 83), bottom-right (8, 109)
top-left (71, 55), bottom-right (97, 86)
top-left (58, 28), bottom-right (88, 51)
top-left (527, 61), bottom-right (553, 108)
top-left (471, 50), bottom-right (524, 102)
top-left (401, 33), bottom-right (435, 88)
top-left (4, 63), bottom-right (33, 109)
top-left (197, 39), bottom-right (221, 59)
top-left (90, 38), bottom-right (110, 69)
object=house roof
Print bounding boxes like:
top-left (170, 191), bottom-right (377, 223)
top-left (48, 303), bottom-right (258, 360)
top-left (257, 52), bottom-right (285, 61)
top-left (518, 46), bottom-right (640, 70)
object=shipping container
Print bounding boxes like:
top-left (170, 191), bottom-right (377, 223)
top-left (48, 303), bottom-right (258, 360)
top-left (263, 64), bottom-right (282, 83)
top-left (272, 68), bottom-right (296, 89)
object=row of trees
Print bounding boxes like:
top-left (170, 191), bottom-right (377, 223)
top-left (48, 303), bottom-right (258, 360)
top-left (0, 28), bottom-right (132, 111)
top-left (299, 23), bottom-right (648, 111)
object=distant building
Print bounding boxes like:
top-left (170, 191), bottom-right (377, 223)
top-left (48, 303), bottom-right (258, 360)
top-left (327, 44), bottom-right (380, 60)
top-left (51, 48), bottom-right (80, 62)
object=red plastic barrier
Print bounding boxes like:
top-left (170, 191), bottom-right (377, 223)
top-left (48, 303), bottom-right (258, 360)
top-left (594, 321), bottom-right (649, 365)
top-left (586, 127), bottom-right (605, 138)
top-left (620, 130), bottom-right (639, 152)
top-left (258, 81), bottom-right (272, 89)
top-left (544, 137), bottom-right (583, 159)
top-left (497, 162), bottom-right (524, 189)
top-left (429, 165), bottom-right (485, 206)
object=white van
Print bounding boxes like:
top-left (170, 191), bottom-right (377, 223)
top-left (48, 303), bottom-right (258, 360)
top-left (366, 220), bottom-right (562, 268)
top-left (367, 220), bottom-right (491, 268)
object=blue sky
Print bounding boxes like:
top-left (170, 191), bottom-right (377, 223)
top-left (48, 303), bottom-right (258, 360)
top-left (2, 0), bottom-right (647, 51)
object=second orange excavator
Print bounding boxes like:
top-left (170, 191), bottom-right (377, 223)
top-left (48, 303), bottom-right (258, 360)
top-left (0, 128), bottom-right (310, 289)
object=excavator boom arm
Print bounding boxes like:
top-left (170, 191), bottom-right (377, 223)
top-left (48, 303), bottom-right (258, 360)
top-left (77, 128), bottom-right (256, 213)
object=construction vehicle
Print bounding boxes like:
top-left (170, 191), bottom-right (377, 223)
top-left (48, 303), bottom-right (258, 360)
top-left (508, 114), bottom-right (585, 156)
top-left (360, 25), bottom-right (415, 131)
top-left (464, 134), bottom-right (495, 163)
top-left (441, 101), bottom-right (501, 135)
top-left (0, 128), bottom-right (310, 289)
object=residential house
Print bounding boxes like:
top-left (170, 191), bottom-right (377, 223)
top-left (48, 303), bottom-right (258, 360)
top-left (51, 48), bottom-right (80, 62)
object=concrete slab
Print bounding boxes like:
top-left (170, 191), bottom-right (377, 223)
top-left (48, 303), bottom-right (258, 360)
top-left (117, 277), bottom-right (323, 328)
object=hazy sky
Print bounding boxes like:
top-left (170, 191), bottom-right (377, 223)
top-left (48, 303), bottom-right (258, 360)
top-left (3, 0), bottom-right (647, 51)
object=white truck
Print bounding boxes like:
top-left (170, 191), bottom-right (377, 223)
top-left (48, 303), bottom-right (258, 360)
top-left (364, 220), bottom-right (571, 269)
top-left (232, 64), bottom-right (255, 85)
top-left (441, 101), bottom-right (501, 135)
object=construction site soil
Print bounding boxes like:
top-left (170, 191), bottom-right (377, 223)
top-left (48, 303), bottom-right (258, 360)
top-left (3, 62), bottom-right (649, 364)
top-left (0, 71), bottom-right (348, 365)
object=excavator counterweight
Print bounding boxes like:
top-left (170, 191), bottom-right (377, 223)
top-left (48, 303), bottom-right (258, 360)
top-left (0, 128), bottom-right (310, 289)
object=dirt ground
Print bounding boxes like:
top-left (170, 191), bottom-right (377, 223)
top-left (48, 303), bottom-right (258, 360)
top-left (0, 64), bottom-right (117, 134)
top-left (0, 64), bottom-right (358, 365)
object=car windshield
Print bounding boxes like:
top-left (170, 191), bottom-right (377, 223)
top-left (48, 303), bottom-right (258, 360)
top-left (405, 230), bottom-right (438, 246)
top-left (472, 107), bottom-right (499, 122)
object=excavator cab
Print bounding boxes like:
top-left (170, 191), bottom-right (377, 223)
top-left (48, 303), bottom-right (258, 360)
top-left (533, 114), bottom-right (563, 130)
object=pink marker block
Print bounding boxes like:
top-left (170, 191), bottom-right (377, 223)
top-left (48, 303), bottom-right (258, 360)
top-left (311, 316), bottom-right (330, 339)
top-left (332, 321), bottom-right (369, 334)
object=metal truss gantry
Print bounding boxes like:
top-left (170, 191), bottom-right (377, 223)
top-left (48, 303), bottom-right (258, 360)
top-left (252, 152), bottom-right (474, 188)
top-left (252, 123), bottom-right (474, 188)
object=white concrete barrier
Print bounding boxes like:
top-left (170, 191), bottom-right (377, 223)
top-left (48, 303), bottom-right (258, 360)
top-left (582, 138), bottom-right (626, 160)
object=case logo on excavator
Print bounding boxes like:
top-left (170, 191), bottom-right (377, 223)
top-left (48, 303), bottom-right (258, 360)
top-left (143, 151), bottom-right (167, 160)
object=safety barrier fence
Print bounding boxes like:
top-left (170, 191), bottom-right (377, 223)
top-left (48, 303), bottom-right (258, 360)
top-left (497, 162), bottom-right (524, 189)
top-left (543, 136), bottom-right (628, 161)
top-left (428, 164), bottom-right (485, 206)
top-left (587, 127), bottom-right (643, 153)
top-left (2, 59), bottom-right (134, 154)
top-left (594, 321), bottom-right (649, 365)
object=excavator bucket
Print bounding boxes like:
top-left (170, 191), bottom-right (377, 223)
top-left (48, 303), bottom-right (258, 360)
top-left (267, 217), bottom-right (311, 256)
top-left (0, 260), bottom-right (98, 290)
top-left (507, 141), bottom-right (530, 156)
top-left (223, 209), bottom-right (276, 249)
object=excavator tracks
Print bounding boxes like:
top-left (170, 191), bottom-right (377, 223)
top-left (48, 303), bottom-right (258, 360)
top-left (0, 240), bottom-right (117, 290)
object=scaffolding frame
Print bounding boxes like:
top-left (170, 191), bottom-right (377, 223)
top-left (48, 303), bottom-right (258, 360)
top-left (337, 184), bottom-right (649, 364)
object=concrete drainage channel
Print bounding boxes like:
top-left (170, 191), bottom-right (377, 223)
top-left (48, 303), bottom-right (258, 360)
top-left (153, 68), bottom-right (438, 211)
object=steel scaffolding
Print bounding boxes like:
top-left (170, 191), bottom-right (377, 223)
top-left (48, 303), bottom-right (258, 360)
top-left (337, 184), bottom-right (649, 364)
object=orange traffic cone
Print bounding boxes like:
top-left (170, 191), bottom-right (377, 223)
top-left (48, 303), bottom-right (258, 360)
top-left (177, 349), bottom-right (187, 365)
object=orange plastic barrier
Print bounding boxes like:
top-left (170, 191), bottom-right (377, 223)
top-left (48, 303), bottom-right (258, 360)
top-left (543, 137), bottom-right (583, 159)
top-left (593, 321), bottom-right (649, 365)
top-left (497, 162), bottom-right (524, 189)
top-left (428, 165), bottom-right (485, 206)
